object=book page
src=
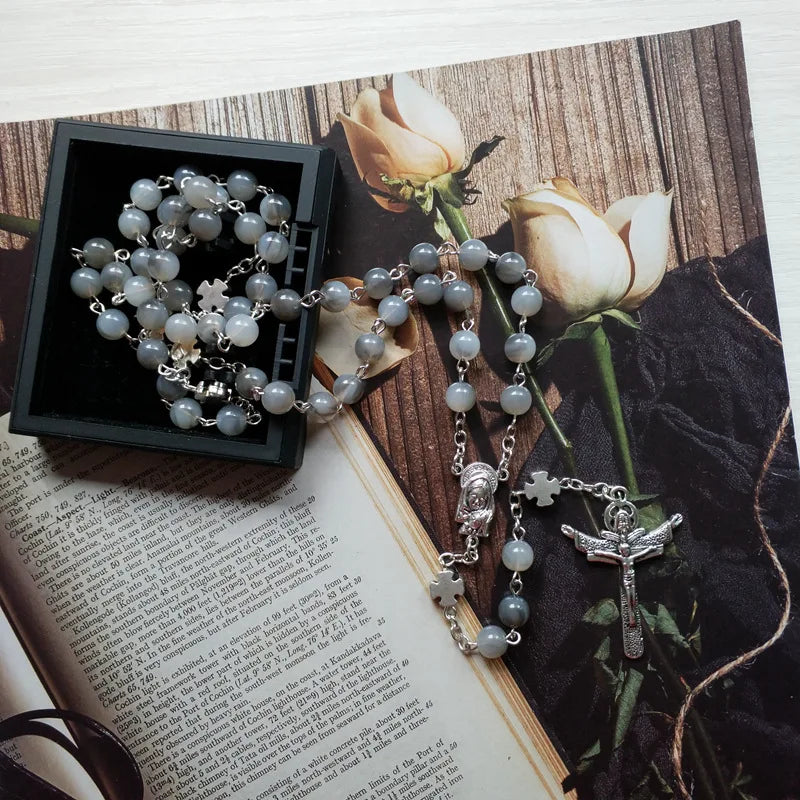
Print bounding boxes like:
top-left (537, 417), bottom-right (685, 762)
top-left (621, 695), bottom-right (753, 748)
top-left (0, 410), bottom-right (569, 800)
top-left (0, 609), bottom-right (105, 800)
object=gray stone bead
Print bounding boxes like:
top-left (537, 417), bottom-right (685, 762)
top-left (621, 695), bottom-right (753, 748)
top-left (136, 338), bottom-right (169, 370)
top-left (259, 193), bottom-right (292, 226)
top-left (413, 274), bottom-right (443, 305)
top-left (498, 595), bottom-right (530, 628)
top-left (235, 367), bottom-right (268, 400)
top-left (123, 276), bottom-right (155, 307)
top-left (163, 279), bottom-right (193, 311)
top-left (458, 238), bottom-right (489, 271)
top-left (118, 208), bottom-right (151, 240)
top-left (307, 391), bottom-right (339, 422)
top-left (156, 374), bottom-right (188, 401)
top-left (170, 397), bottom-right (202, 429)
top-left (100, 262), bottom-right (132, 293)
top-left (377, 295), bottom-right (409, 327)
top-left (261, 381), bottom-right (295, 414)
top-left (443, 280), bottom-right (474, 311)
top-left (501, 539), bottom-right (534, 571)
top-left (95, 309), bottom-right (129, 340)
top-left (500, 385), bottom-right (532, 416)
top-left (165, 226), bottom-right (189, 256)
top-left (226, 169), bottom-right (258, 202)
top-left (70, 267), bottom-right (102, 298)
top-left (363, 268), bottom-right (393, 300)
top-left (82, 237), bottom-right (115, 268)
top-left (130, 178), bottom-right (162, 211)
top-left (147, 250), bottom-right (180, 282)
top-left (354, 333), bottom-right (385, 363)
top-left (476, 625), bottom-right (508, 659)
top-left (197, 313), bottom-right (226, 343)
top-left (225, 314), bottom-right (259, 347)
top-left (216, 404), bottom-right (248, 436)
top-left (164, 313), bottom-right (197, 345)
top-left (173, 165), bottom-right (200, 189)
top-left (223, 296), bottom-right (253, 319)
top-left (257, 231), bottom-right (290, 264)
top-left (445, 382), bottom-right (476, 412)
top-left (333, 374), bottom-right (365, 404)
top-left (320, 280), bottom-right (351, 312)
top-left (188, 209), bottom-right (222, 242)
top-left (156, 195), bottom-right (191, 226)
top-left (245, 273), bottom-right (277, 303)
top-left (234, 212), bottom-right (267, 245)
top-left (449, 330), bottom-right (480, 360)
top-left (215, 185), bottom-right (230, 205)
top-left (504, 333), bottom-right (537, 363)
top-left (136, 300), bottom-right (169, 330)
top-left (511, 285), bottom-right (543, 317)
top-left (182, 175), bottom-right (218, 209)
top-left (409, 242), bottom-right (439, 274)
top-left (271, 288), bottom-right (302, 322)
top-left (495, 251), bottom-right (527, 285)
top-left (130, 247), bottom-right (154, 276)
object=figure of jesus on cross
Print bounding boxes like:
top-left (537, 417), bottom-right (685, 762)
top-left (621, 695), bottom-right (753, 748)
top-left (562, 506), bottom-right (682, 659)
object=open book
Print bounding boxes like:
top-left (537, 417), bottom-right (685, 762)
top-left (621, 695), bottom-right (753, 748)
top-left (0, 407), bottom-right (570, 799)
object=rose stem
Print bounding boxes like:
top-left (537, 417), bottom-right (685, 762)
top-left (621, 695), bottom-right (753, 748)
top-left (0, 213), bottom-right (39, 238)
top-left (586, 325), bottom-right (639, 493)
top-left (588, 322), bottom-right (729, 798)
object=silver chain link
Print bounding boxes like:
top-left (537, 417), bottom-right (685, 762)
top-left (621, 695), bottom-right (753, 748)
top-left (452, 411), bottom-right (467, 475)
top-left (439, 533), bottom-right (480, 568)
top-left (443, 607), bottom-right (477, 653)
top-left (509, 490), bottom-right (525, 540)
top-left (559, 477), bottom-right (628, 503)
top-left (496, 417), bottom-right (518, 482)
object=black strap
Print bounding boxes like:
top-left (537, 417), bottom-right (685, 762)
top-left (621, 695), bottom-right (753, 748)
top-left (0, 709), bottom-right (143, 800)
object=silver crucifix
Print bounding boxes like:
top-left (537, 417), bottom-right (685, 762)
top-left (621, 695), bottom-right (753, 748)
top-left (563, 501), bottom-right (682, 659)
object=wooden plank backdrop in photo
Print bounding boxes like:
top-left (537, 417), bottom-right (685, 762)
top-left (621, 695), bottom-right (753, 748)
top-left (0, 21), bottom-right (762, 616)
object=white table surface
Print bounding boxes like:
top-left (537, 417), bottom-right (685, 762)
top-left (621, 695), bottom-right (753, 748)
top-left (1, 0), bottom-right (798, 414)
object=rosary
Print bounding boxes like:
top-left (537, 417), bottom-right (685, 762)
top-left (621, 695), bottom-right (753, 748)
top-left (69, 167), bottom-right (683, 661)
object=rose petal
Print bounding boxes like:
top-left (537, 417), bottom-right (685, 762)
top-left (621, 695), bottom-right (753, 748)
top-left (550, 176), bottom-right (594, 206)
top-left (605, 190), bottom-right (673, 310)
top-left (390, 72), bottom-right (466, 172)
top-left (314, 277), bottom-right (419, 379)
top-left (336, 111), bottom-right (406, 213)
top-left (349, 85), bottom-right (450, 181)
top-left (504, 188), bottom-right (632, 325)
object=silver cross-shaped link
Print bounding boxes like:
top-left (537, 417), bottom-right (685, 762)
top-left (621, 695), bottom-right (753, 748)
top-left (523, 470), bottom-right (562, 507)
top-left (429, 569), bottom-right (465, 608)
top-left (197, 278), bottom-right (229, 313)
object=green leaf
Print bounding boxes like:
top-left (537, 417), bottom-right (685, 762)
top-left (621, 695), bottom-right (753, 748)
top-left (576, 739), bottom-right (601, 774)
top-left (582, 598), bottom-right (619, 626)
top-left (375, 174), bottom-right (416, 206)
top-left (612, 667), bottom-right (644, 748)
top-left (640, 604), bottom-right (691, 651)
top-left (432, 208), bottom-right (452, 243)
top-left (535, 308), bottom-right (639, 368)
top-left (536, 314), bottom-right (604, 367)
top-left (601, 307), bottom-right (641, 330)
top-left (637, 500), bottom-right (666, 530)
top-left (631, 762), bottom-right (675, 799)
top-left (627, 492), bottom-right (659, 504)
top-left (594, 635), bottom-right (611, 661)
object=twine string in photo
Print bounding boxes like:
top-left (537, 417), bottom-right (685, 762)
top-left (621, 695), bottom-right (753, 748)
top-left (670, 248), bottom-right (792, 799)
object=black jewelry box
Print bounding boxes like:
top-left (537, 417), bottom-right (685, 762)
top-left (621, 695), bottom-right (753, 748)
top-left (9, 120), bottom-right (338, 468)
